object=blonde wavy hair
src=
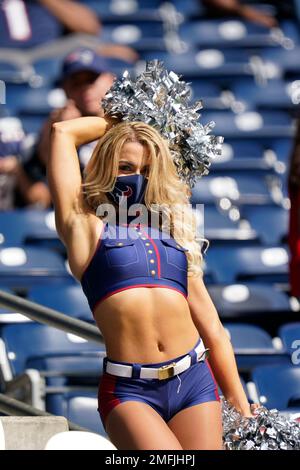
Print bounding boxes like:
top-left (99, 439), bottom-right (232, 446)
top-left (82, 121), bottom-right (204, 277)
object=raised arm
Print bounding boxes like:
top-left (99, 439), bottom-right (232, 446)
top-left (38, 0), bottom-right (101, 35)
top-left (47, 116), bottom-right (109, 244)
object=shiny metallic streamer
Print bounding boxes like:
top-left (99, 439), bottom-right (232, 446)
top-left (102, 60), bottom-right (223, 188)
top-left (221, 397), bottom-right (300, 450)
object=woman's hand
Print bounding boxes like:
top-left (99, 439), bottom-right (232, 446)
top-left (226, 397), bottom-right (262, 418)
top-left (240, 403), bottom-right (262, 418)
top-left (104, 114), bottom-right (122, 131)
top-left (0, 156), bottom-right (19, 174)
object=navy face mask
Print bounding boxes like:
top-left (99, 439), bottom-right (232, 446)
top-left (107, 174), bottom-right (148, 209)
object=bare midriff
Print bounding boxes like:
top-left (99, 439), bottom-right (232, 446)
top-left (93, 286), bottom-right (200, 364)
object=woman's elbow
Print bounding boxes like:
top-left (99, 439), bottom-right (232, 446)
top-left (203, 322), bottom-right (228, 345)
top-left (51, 121), bottom-right (68, 134)
top-left (50, 122), bottom-right (75, 142)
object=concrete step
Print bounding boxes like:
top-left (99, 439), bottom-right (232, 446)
top-left (0, 416), bottom-right (68, 450)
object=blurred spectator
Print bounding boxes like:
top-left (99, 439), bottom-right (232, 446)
top-left (0, 117), bottom-right (49, 209)
top-left (0, 0), bottom-right (139, 62)
top-left (22, 48), bottom-right (120, 208)
top-left (202, 0), bottom-right (278, 28)
top-left (0, 0), bottom-right (101, 49)
top-left (288, 118), bottom-right (300, 299)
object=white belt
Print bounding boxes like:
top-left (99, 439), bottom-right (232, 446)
top-left (105, 339), bottom-right (210, 380)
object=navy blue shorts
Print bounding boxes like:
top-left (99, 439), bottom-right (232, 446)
top-left (98, 337), bottom-right (220, 431)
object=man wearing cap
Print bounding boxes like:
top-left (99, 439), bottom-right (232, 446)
top-left (21, 48), bottom-right (120, 207)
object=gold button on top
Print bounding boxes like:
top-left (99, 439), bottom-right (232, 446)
top-left (145, 242), bottom-right (150, 246)
top-left (150, 259), bottom-right (155, 264)
top-left (151, 270), bottom-right (156, 275)
top-left (117, 242), bottom-right (123, 246)
top-left (148, 250), bottom-right (153, 254)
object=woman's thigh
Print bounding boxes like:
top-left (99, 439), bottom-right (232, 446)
top-left (105, 400), bottom-right (183, 450)
top-left (167, 400), bottom-right (223, 450)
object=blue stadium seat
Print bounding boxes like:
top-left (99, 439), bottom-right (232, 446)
top-left (191, 80), bottom-right (222, 98)
top-left (280, 20), bottom-right (300, 44)
top-left (241, 204), bottom-right (289, 245)
top-left (205, 245), bottom-right (289, 284)
top-left (260, 47), bottom-right (300, 75)
top-left (80, 0), bottom-right (162, 21)
top-left (19, 115), bottom-right (45, 135)
top-left (271, 138), bottom-right (294, 167)
top-left (141, 49), bottom-right (254, 79)
top-left (32, 58), bottom-right (63, 86)
top-left (28, 285), bottom-right (93, 322)
top-left (27, 355), bottom-right (103, 387)
top-left (0, 246), bottom-right (74, 288)
top-left (0, 322), bottom-right (104, 375)
top-left (0, 105), bottom-right (9, 118)
top-left (201, 110), bottom-right (293, 138)
top-left (100, 22), bottom-right (165, 50)
top-left (278, 323), bottom-right (300, 356)
top-left (191, 174), bottom-right (274, 205)
top-left (252, 365), bottom-right (300, 410)
top-left (172, 0), bottom-right (205, 17)
top-left (179, 19), bottom-right (280, 48)
top-left (194, 204), bottom-right (257, 243)
top-left (208, 283), bottom-right (292, 318)
top-left (0, 311), bottom-right (31, 324)
top-left (190, 80), bottom-right (223, 109)
top-left (0, 60), bottom-right (30, 83)
top-left (223, 322), bottom-right (289, 371)
top-left (46, 390), bottom-right (106, 436)
top-left (5, 84), bottom-right (65, 115)
top-left (224, 323), bottom-right (275, 349)
top-left (231, 78), bottom-right (297, 111)
top-left (0, 210), bottom-right (59, 247)
top-left (210, 140), bottom-right (270, 172)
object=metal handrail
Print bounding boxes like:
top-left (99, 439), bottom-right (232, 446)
top-left (0, 393), bottom-right (89, 432)
top-left (0, 289), bottom-right (105, 428)
top-left (0, 289), bottom-right (103, 345)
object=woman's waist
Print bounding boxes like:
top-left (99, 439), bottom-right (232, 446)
top-left (97, 302), bottom-right (198, 362)
top-left (102, 328), bottom-right (201, 364)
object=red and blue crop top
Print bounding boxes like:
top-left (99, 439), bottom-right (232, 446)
top-left (80, 222), bottom-right (189, 314)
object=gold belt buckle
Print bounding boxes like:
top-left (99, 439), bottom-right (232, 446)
top-left (158, 361), bottom-right (177, 380)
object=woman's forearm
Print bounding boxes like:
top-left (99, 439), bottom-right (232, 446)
top-left (205, 328), bottom-right (250, 413)
top-left (52, 116), bottom-right (109, 147)
top-left (38, 0), bottom-right (101, 35)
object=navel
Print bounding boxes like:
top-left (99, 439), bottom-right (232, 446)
top-left (157, 341), bottom-right (165, 352)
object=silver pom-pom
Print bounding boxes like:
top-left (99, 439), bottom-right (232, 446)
top-left (221, 397), bottom-right (300, 450)
top-left (102, 59), bottom-right (223, 188)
